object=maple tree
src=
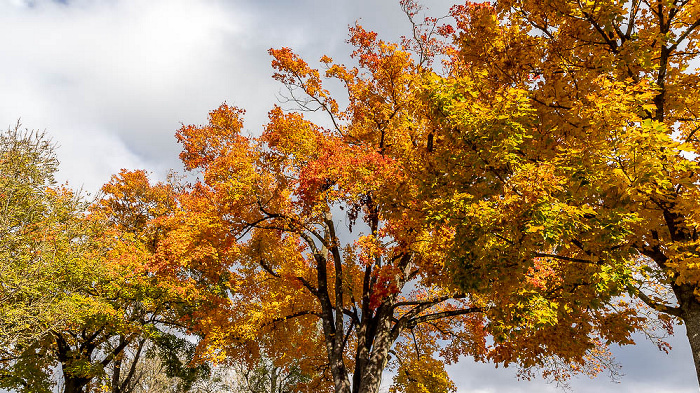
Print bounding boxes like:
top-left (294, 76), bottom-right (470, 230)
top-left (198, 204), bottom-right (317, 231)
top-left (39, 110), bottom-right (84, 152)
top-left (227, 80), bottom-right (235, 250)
top-left (419, 0), bottom-right (700, 386)
top-left (0, 126), bottom-right (83, 343)
top-left (163, 10), bottom-right (643, 392)
top-left (55, 169), bottom-right (208, 393)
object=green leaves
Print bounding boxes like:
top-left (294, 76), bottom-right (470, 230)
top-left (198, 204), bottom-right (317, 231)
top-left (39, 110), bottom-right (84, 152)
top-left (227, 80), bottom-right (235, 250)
top-left (0, 124), bottom-right (106, 392)
top-left (0, 124), bottom-right (93, 351)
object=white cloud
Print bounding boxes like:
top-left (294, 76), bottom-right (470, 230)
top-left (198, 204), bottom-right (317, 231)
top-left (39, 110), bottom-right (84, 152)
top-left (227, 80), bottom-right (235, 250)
top-left (0, 0), bottom-right (255, 190)
top-left (0, 0), bottom-right (455, 190)
top-left (441, 328), bottom-right (697, 393)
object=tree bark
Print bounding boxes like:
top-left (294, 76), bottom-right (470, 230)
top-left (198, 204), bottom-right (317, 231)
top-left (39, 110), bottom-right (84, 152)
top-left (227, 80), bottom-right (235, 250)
top-left (270, 366), bottom-right (277, 393)
top-left (55, 333), bottom-right (90, 393)
top-left (679, 287), bottom-right (700, 386)
top-left (685, 309), bottom-right (700, 386)
top-left (111, 355), bottom-right (122, 393)
top-left (63, 375), bottom-right (90, 393)
top-left (356, 305), bottom-right (395, 393)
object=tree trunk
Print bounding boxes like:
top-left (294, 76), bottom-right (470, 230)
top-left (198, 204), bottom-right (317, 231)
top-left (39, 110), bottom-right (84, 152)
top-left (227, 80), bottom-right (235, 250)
top-left (56, 333), bottom-right (90, 393)
top-left (270, 366), bottom-right (277, 393)
top-left (681, 295), bottom-right (700, 386)
top-left (63, 374), bottom-right (90, 393)
top-left (357, 361), bottom-right (386, 393)
top-left (330, 358), bottom-right (352, 393)
top-left (357, 338), bottom-right (391, 392)
top-left (357, 308), bottom-right (395, 393)
top-left (111, 356), bottom-right (122, 393)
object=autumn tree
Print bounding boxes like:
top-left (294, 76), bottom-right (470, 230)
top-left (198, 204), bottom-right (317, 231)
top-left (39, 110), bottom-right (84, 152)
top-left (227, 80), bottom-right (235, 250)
top-left (0, 124), bottom-right (101, 391)
top-left (61, 169), bottom-right (209, 393)
top-left (420, 0), bottom-right (700, 385)
top-left (163, 17), bottom-right (640, 393)
top-left (0, 149), bottom-right (208, 393)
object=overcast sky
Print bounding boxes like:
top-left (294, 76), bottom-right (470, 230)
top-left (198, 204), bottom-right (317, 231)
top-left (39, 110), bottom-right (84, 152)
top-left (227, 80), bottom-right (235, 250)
top-left (1, 0), bottom-right (698, 391)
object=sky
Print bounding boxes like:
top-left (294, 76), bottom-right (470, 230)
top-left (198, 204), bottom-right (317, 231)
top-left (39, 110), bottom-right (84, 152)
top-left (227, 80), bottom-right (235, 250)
top-left (1, 0), bottom-right (698, 391)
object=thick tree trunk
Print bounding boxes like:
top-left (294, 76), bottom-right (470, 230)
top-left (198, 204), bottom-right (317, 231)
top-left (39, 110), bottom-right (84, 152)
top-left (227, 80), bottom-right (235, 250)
top-left (681, 295), bottom-right (700, 386)
top-left (357, 333), bottom-right (391, 393)
top-left (325, 307), bottom-right (393, 393)
top-left (330, 356), bottom-right (352, 393)
top-left (356, 307), bottom-right (395, 393)
top-left (63, 375), bottom-right (90, 393)
top-left (663, 208), bottom-right (700, 387)
top-left (56, 333), bottom-right (90, 393)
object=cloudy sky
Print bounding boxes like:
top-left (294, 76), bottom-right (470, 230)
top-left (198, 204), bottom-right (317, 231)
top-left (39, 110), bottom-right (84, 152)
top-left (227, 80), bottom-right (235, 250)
top-left (1, 0), bottom-right (698, 391)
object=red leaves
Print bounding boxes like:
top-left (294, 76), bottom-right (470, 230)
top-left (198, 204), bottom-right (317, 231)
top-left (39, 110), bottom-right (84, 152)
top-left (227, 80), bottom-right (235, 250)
top-left (348, 23), bottom-right (378, 55)
top-left (369, 265), bottom-right (401, 310)
top-left (270, 47), bottom-right (316, 84)
top-left (525, 256), bottom-right (559, 290)
top-left (436, 23), bottom-right (455, 37)
top-left (348, 24), bottom-right (398, 72)
top-left (295, 142), bottom-right (403, 207)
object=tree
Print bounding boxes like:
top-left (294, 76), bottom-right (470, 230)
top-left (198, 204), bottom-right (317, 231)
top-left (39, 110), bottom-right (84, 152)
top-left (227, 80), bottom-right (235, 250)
top-left (61, 169), bottom-right (209, 393)
top-left (0, 123), bottom-right (101, 392)
top-left (161, 17), bottom-right (639, 393)
top-left (101, 334), bottom-right (236, 393)
top-left (422, 0), bottom-right (700, 385)
top-left (0, 146), bottom-right (208, 393)
top-left (103, 332), bottom-right (211, 393)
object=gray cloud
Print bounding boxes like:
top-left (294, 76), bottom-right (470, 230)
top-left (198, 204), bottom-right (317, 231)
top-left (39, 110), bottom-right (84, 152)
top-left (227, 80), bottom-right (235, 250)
top-left (0, 0), bottom-right (456, 190)
top-left (441, 329), bottom-right (697, 393)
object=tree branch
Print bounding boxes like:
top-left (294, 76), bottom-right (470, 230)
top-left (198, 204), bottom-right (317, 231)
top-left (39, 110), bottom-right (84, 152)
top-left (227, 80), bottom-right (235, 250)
top-left (668, 17), bottom-right (700, 53)
top-left (262, 310), bottom-right (321, 329)
top-left (634, 287), bottom-right (682, 317)
top-left (406, 307), bottom-right (485, 328)
top-left (534, 252), bottom-right (600, 264)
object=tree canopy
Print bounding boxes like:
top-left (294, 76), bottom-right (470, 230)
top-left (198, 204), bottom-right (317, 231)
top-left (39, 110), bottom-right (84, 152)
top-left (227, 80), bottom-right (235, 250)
top-left (422, 0), bottom-right (700, 384)
top-left (0, 128), bottom-right (208, 393)
top-left (160, 11), bottom-right (647, 392)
